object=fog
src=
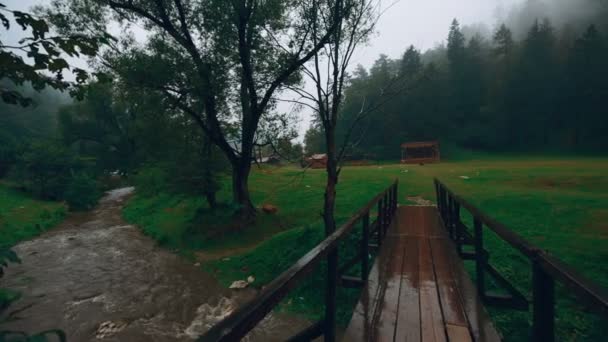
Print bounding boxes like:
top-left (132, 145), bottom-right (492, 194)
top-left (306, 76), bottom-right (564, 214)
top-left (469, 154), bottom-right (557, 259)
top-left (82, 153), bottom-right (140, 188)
top-left (3, 0), bottom-right (607, 139)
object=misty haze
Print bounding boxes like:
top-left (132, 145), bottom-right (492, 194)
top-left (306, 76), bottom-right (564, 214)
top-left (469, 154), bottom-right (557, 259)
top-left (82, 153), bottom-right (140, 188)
top-left (1, 0), bottom-right (607, 341)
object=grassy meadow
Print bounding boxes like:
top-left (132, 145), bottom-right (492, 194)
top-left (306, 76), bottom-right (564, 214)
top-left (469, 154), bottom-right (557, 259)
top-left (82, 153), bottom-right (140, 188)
top-left (0, 183), bottom-right (66, 249)
top-left (123, 156), bottom-right (608, 340)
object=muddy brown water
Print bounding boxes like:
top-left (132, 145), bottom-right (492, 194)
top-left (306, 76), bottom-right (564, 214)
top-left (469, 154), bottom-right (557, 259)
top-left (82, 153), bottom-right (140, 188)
top-left (0, 187), bottom-right (310, 341)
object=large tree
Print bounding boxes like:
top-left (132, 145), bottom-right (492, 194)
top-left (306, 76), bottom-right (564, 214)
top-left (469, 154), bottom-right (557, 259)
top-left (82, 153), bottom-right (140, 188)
top-left (42, 0), bottom-right (346, 220)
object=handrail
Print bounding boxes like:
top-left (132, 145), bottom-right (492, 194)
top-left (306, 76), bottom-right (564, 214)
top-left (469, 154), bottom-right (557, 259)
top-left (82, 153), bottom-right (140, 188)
top-left (434, 178), bottom-right (608, 341)
top-left (199, 179), bottom-right (399, 342)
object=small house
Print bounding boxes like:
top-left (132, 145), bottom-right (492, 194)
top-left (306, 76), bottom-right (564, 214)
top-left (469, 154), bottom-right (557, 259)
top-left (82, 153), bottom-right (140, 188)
top-left (400, 141), bottom-right (440, 164)
top-left (307, 154), bottom-right (328, 169)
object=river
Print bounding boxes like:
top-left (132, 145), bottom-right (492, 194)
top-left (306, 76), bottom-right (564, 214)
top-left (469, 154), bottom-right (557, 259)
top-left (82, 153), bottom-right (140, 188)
top-left (0, 187), bottom-right (310, 341)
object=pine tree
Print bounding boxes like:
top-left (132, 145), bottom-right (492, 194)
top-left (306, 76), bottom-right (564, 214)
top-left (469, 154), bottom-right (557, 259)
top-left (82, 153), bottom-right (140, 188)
top-left (400, 45), bottom-right (422, 78)
top-left (447, 19), bottom-right (466, 65)
top-left (493, 24), bottom-right (514, 57)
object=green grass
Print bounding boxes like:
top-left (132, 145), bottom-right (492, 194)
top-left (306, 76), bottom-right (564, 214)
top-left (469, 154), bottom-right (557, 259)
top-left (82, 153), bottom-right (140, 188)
top-left (0, 183), bottom-right (66, 249)
top-left (123, 157), bottom-right (608, 340)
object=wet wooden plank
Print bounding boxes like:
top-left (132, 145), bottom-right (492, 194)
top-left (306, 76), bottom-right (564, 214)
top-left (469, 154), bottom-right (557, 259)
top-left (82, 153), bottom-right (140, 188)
top-left (419, 238), bottom-right (447, 342)
top-left (430, 238), bottom-right (469, 327)
top-left (343, 219), bottom-right (400, 341)
top-left (440, 227), bottom-right (502, 342)
top-left (375, 238), bottom-right (406, 341)
top-left (446, 324), bottom-right (473, 342)
top-left (394, 238), bottom-right (421, 342)
top-left (345, 206), bottom-right (500, 342)
top-left (426, 207), bottom-right (446, 237)
top-left (395, 206), bottom-right (445, 238)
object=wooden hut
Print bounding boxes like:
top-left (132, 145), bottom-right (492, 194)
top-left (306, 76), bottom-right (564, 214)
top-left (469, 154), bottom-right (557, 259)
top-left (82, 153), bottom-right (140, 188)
top-left (307, 154), bottom-right (328, 169)
top-left (400, 141), bottom-right (440, 164)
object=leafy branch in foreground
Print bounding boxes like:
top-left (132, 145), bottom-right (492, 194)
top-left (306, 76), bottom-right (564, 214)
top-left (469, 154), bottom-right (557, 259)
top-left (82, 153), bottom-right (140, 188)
top-left (0, 2), bottom-right (112, 106)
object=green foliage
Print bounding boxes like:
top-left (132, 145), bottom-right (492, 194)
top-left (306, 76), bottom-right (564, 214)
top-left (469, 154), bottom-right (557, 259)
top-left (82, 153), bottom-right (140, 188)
top-left (9, 141), bottom-right (78, 200)
top-left (0, 2), bottom-right (110, 106)
top-left (0, 248), bottom-right (20, 277)
top-left (0, 248), bottom-right (21, 311)
top-left (0, 183), bottom-right (66, 248)
top-left (0, 330), bottom-right (67, 342)
top-left (58, 82), bottom-right (137, 174)
top-left (64, 173), bottom-right (100, 211)
top-left (132, 166), bottom-right (168, 197)
top-left (0, 288), bottom-right (20, 311)
top-left (0, 131), bottom-right (17, 178)
top-left (0, 82), bottom-right (70, 178)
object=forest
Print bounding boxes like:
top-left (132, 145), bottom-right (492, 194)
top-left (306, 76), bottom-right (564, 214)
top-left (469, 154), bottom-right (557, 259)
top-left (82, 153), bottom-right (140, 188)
top-left (306, 2), bottom-right (608, 158)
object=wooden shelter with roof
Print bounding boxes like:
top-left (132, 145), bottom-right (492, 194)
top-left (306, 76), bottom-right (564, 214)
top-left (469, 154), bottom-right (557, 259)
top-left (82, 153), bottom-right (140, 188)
top-left (401, 140), bottom-right (440, 164)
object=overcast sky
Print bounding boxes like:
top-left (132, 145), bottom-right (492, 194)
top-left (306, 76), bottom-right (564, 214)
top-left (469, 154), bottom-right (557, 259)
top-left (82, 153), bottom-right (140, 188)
top-left (4, 0), bottom-right (525, 140)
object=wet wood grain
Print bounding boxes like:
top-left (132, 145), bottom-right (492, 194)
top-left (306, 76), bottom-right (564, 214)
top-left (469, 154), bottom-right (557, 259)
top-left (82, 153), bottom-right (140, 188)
top-left (343, 206), bottom-right (501, 342)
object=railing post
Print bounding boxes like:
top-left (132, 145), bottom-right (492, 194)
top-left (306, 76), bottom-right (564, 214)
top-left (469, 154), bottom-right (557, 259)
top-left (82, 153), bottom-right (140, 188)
top-left (383, 193), bottom-right (390, 234)
top-left (361, 212), bottom-right (370, 281)
top-left (434, 180), bottom-right (440, 210)
top-left (532, 261), bottom-right (555, 342)
top-left (474, 217), bottom-right (485, 296)
top-left (377, 198), bottom-right (383, 245)
top-left (325, 248), bottom-right (338, 342)
top-left (454, 201), bottom-right (462, 253)
top-left (447, 195), bottom-right (454, 239)
top-left (441, 186), bottom-right (450, 222)
top-left (394, 182), bottom-right (398, 214)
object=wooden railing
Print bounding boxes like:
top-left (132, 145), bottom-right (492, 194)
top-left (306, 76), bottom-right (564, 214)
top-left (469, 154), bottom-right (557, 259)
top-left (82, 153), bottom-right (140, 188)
top-left (434, 178), bottom-right (608, 342)
top-left (198, 180), bottom-right (399, 342)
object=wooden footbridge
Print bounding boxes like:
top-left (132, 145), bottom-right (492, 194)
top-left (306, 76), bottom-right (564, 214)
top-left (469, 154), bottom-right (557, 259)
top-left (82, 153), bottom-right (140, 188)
top-left (200, 180), bottom-right (608, 342)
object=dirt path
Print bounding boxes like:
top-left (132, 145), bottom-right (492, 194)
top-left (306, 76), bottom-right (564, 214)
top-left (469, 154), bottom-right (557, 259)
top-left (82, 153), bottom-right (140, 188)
top-left (0, 188), bottom-right (309, 341)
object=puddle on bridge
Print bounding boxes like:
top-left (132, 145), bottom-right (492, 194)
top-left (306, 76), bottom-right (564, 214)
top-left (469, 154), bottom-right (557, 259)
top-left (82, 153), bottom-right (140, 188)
top-left (0, 187), bottom-right (309, 341)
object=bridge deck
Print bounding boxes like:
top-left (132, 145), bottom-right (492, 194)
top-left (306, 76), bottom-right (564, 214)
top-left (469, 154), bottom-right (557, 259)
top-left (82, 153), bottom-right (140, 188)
top-left (343, 206), bottom-right (501, 342)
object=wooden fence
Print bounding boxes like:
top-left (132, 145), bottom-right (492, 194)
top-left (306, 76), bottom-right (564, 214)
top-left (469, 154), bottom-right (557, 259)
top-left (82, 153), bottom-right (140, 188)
top-left (434, 178), bottom-right (608, 342)
top-left (198, 180), bottom-right (399, 342)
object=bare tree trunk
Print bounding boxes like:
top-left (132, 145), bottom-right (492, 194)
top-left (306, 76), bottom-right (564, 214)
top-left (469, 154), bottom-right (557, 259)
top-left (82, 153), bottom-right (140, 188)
top-left (232, 159), bottom-right (256, 221)
top-left (323, 127), bottom-right (338, 235)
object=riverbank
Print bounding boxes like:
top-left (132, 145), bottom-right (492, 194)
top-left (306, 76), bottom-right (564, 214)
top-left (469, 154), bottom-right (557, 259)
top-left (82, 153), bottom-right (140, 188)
top-left (0, 183), bottom-right (66, 249)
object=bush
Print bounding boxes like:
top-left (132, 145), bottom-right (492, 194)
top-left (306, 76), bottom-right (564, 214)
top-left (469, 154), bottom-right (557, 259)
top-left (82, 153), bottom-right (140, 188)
top-left (133, 166), bottom-right (168, 196)
top-left (10, 141), bottom-right (78, 200)
top-left (0, 132), bottom-right (17, 178)
top-left (64, 173), bottom-right (100, 211)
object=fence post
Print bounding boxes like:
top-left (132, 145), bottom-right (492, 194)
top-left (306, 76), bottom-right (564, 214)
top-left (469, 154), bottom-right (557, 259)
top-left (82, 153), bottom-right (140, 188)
top-left (377, 198), bottom-right (383, 245)
top-left (474, 217), bottom-right (485, 296)
top-left (447, 195), bottom-right (454, 239)
top-left (394, 182), bottom-right (399, 214)
top-left (361, 212), bottom-right (370, 281)
top-left (434, 181), bottom-right (439, 210)
top-left (441, 187), bottom-right (447, 222)
top-left (325, 248), bottom-right (338, 342)
top-left (389, 185), bottom-right (397, 215)
top-left (383, 192), bottom-right (390, 234)
top-left (454, 201), bottom-right (462, 252)
top-left (532, 262), bottom-right (555, 342)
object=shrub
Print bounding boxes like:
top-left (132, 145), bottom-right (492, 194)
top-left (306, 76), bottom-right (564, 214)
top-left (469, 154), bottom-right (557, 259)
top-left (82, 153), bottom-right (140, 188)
top-left (10, 141), bottom-right (78, 200)
top-left (64, 173), bottom-right (100, 211)
top-left (133, 166), bottom-right (168, 196)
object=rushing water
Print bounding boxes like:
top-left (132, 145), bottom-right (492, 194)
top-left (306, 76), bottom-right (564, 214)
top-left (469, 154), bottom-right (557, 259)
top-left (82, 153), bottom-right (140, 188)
top-left (0, 188), bottom-right (309, 341)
